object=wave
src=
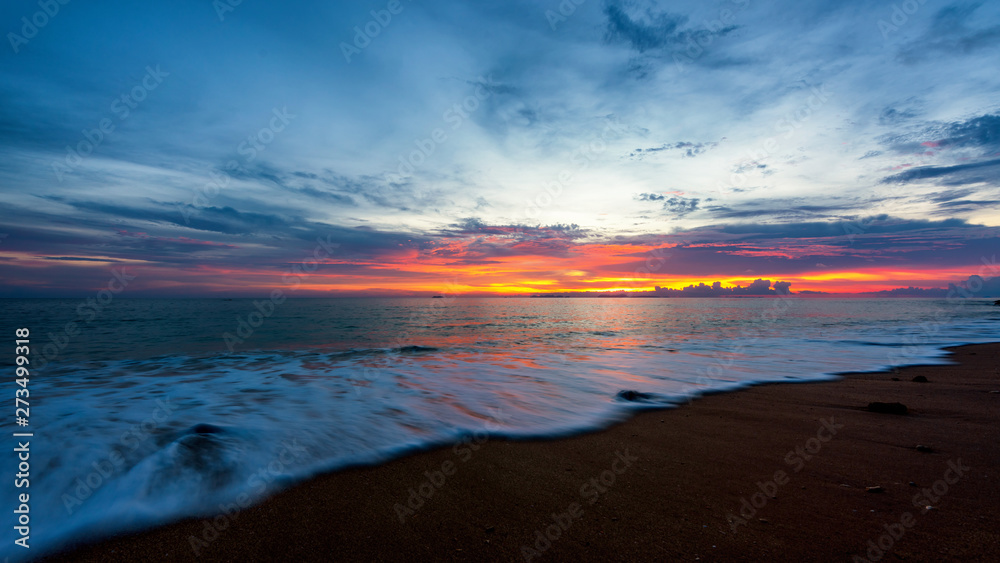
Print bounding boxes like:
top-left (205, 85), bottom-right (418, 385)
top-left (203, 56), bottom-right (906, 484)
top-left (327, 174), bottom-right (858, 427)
top-left (4, 304), bottom-right (1000, 560)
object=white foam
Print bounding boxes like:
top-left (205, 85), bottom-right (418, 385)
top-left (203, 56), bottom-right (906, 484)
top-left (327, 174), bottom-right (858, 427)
top-left (4, 299), bottom-right (999, 560)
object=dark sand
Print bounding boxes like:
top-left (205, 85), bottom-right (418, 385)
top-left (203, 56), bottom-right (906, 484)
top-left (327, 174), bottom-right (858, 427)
top-left (50, 344), bottom-right (1000, 562)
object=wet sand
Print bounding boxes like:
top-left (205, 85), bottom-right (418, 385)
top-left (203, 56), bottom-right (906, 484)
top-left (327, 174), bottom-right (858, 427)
top-left (48, 343), bottom-right (1000, 562)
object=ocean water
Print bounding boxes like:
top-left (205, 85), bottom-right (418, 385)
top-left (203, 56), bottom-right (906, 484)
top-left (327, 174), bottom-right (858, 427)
top-left (1, 297), bottom-right (998, 558)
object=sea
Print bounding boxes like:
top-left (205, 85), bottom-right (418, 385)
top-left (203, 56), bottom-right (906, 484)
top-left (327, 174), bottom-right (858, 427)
top-left (1, 297), bottom-right (998, 559)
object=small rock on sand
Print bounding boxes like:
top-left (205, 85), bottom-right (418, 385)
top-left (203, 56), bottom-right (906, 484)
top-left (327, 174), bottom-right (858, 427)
top-left (912, 375), bottom-right (929, 383)
top-left (617, 390), bottom-right (654, 402)
top-left (867, 402), bottom-right (908, 415)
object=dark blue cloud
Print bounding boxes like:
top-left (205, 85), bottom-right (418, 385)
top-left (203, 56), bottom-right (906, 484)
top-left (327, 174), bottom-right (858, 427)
top-left (937, 114), bottom-right (1000, 150)
top-left (663, 196), bottom-right (700, 217)
top-left (628, 141), bottom-right (718, 159)
top-left (897, 2), bottom-right (1000, 63)
top-left (712, 216), bottom-right (977, 238)
top-left (879, 158), bottom-right (1000, 185)
top-left (602, 217), bottom-right (999, 278)
top-left (603, 3), bottom-right (690, 53)
top-left (635, 193), bottom-right (700, 217)
top-left (878, 104), bottom-right (922, 126)
top-left (704, 199), bottom-right (864, 221)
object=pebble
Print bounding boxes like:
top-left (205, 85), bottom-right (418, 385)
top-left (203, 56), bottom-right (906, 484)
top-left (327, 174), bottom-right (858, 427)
top-left (867, 402), bottom-right (908, 415)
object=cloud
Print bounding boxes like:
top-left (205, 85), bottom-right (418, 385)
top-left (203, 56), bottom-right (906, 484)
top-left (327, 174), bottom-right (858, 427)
top-left (238, 164), bottom-right (431, 211)
top-left (43, 256), bottom-right (126, 262)
top-left (37, 196), bottom-right (294, 235)
top-left (443, 219), bottom-right (588, 241)
top-left (599, 217), bottom-right (999, 280)
top-left (466, 75), bottom-right (517, 96)
top-left (879, 158), bottom-right (1000, 185)
top-left (936, 114), bottom-right (1000, 150)
top-left (704, 198), bottom-right (863, 221)
top-left (636, 193), bottom-right (700, 217)
top-left (877, 110), bottom-right (1000, 164)
top-left (601, 0), bottom-right (739, 75)
top-left (603, 2), bottom-right (691, 53)
top-left (627, 141), bottom-right (718, 159)
top-left (897, 2), bottom-right (1000, 63)
top-left (712, 216), bottom-right (979, 238)
top-left (928, 188), bottom-right (978, 202)
top-left (663, 196), bottom-right (700, 217)
top-left (878, 102), bottom-right (922, 126)
top-left (868, 112), bottom-right (1000, 205)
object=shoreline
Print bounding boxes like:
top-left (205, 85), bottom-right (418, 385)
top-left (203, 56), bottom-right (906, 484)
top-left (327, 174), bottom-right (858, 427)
top-left (46, 343), bottom-right (1000, 561)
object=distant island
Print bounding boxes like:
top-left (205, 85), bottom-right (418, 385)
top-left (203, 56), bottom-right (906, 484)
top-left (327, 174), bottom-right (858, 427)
top-left (533, 279), bottom-right (793, 298)
top-left (531, 274), bottom-right (1000, 299)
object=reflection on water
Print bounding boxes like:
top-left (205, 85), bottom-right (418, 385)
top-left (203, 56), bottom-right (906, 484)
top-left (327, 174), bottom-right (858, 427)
top-left (1, 297), bottom-right (997, 558)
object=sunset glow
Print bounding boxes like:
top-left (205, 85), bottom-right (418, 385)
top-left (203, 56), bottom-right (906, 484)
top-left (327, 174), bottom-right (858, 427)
top-left (1, 1), bottom-right (999, 298)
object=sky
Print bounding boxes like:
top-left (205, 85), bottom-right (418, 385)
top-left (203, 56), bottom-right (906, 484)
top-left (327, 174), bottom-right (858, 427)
top-left (1, 0), bottom-right (999, 297)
